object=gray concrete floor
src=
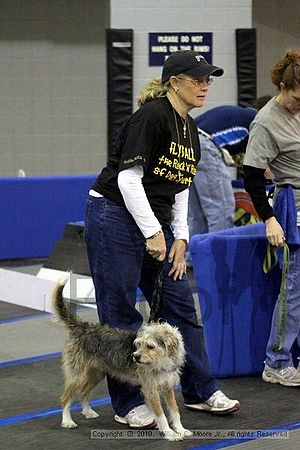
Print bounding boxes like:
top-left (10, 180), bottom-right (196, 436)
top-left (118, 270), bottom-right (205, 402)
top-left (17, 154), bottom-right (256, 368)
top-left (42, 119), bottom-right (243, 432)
top-left (1, 262), bottom-right (299, 450)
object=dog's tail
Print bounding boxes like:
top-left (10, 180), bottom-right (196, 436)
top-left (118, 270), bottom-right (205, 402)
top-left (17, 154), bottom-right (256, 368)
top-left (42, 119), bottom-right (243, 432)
top-left (52, 278), bottom-right (81, 330)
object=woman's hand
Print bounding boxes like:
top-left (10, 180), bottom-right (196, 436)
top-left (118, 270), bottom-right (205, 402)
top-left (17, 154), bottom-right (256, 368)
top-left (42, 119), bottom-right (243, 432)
top-left (145, 231), bottom-right (166, 261)
top-left (168, 239), bottom-right (187, 281)
top-left (265, 216), bottom-right (285, 247)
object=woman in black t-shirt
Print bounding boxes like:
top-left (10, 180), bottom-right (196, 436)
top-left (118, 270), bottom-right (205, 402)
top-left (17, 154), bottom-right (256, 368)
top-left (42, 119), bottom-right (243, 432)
top-left (85, 50), bottom-right (240, 429)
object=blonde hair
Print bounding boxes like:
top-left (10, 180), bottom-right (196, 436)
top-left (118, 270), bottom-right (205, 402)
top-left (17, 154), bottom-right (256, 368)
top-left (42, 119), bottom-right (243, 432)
top-left (137, 77), bottom-right (168, 106)
top-left (271, 49), bottom-right (300, 90)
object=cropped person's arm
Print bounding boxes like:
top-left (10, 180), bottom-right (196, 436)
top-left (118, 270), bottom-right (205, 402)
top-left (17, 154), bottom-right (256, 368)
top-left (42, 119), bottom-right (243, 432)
top-left (243, 165), bottom-right (285, 246)
top-left (168, 189), bottom-right (189, 280)
top-left (244, 122), bottom-right (284, 246)
top-left (243, 165), bottom-right (274, 221)
top-left (117, 165), bottom-right (161, 238)
top-left (171, 189), bottom-right (189, 245)
top-left (118, 165), bottom-right (166, 261)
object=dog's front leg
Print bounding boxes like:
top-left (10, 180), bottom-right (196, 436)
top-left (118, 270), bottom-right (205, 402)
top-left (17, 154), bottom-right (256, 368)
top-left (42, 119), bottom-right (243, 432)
top-left (61, 400), bottom-right (78, 428)
top-left (164, 388), bottom-right (192, 438)
top-left (81, 400), bottom-right (99, 419)
top-left (144, 390), bottom-right (183, 441)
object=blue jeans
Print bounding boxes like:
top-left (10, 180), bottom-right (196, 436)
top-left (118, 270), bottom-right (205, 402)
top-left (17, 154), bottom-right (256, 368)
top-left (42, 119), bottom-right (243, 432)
top-left (188, 135), bottom-right (235, 236)
top-left (265, 227), bottom-right (300, 368)
top-left (84, 196), bottom-right (218, 417)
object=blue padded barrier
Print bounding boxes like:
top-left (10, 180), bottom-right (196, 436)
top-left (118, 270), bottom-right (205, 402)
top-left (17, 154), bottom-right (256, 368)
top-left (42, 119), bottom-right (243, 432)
top-left (0, 175), bottom-right (97, 260)
top-left (196, 222), bottom-right (266, 238)
top-left (190, 224), bottom-right (281, 377)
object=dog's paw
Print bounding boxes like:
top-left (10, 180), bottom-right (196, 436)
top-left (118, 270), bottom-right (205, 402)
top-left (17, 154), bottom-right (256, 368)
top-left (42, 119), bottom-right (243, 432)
top-left (164, 430), bottom-right (183, 441)
top-left (179, 428), bottom-right (193, 438)
top-left (171, 424), bottom-right (193, 438)
top-left (81, 409), bottom-right (99, 419)
top-left (61, 420), bottom-right (78, 429)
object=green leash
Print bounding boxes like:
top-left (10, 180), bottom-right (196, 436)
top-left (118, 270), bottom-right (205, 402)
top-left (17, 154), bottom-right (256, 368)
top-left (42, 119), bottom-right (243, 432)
top-left (263, 242), bottom-right (290, 352)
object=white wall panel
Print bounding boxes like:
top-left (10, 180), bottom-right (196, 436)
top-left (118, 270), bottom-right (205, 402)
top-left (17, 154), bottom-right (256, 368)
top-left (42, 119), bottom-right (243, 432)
top-left (0, 0), bottom-right (109, 177)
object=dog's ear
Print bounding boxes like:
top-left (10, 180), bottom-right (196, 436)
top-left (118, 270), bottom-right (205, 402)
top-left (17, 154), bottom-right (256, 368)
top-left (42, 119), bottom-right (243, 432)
top-left (156, 337), bottom-right (166, 349)
top-left (161, 324), bottom-right (185, 357)
top-left (133, 337), bottom-right (140, 349)
top-left (163, 330), bottom-right (180, 355)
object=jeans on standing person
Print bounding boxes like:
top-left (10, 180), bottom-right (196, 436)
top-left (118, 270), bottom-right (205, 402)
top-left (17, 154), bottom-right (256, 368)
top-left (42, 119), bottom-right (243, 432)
top-left (188, 134), bottom-right (235, 237)
top-left (84, 195), bottom-right (218, 417)
top-left (265, 227), bottom-right (300, 368)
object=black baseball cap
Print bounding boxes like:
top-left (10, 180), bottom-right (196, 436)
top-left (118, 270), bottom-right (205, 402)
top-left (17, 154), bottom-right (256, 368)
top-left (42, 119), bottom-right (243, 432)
top-left (161, 50), bottom-right (224, 84)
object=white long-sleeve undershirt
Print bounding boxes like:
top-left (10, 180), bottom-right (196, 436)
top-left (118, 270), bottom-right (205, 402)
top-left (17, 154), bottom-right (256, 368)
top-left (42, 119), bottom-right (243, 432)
top-left (117, 165), bottom-right (189, 241)
top-left (170, 188), bottom-right (189, 242)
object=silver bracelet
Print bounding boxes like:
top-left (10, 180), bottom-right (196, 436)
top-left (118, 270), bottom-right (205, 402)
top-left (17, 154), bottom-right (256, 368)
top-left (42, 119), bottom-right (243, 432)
top-left (146, 229), bottom-right (162, 240)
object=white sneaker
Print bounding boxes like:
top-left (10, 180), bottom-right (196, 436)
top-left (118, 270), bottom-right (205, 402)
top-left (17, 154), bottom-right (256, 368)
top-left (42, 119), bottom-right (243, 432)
top-left (262, 364), bottom-right (300, 387)
top-left (114, 404), bottom-right (156, 429)
top-left (185, 390), bottom-right (240, 414)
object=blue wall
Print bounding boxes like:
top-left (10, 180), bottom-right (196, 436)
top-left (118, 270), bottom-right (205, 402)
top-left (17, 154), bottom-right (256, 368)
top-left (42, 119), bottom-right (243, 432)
top-left (0, 175), bottom-right (97, 260)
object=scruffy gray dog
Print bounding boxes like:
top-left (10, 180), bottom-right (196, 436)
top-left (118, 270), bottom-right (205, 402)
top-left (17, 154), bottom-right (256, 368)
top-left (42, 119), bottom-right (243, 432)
top-left (52, 280), bottom-right (192, 441)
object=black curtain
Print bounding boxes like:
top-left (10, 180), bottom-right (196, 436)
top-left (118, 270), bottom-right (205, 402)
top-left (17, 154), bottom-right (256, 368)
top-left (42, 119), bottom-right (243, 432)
top-left (236, 28), bottom-right (257, 107)
top-left (106, 29), bottom-right (134, 157)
